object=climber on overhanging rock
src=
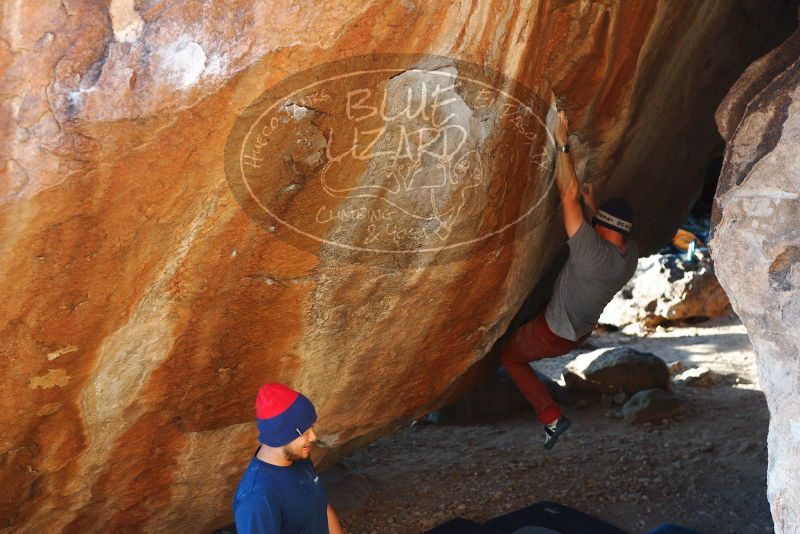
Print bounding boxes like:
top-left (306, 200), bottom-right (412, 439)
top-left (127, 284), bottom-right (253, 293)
top-left (232, 383), bottom-right (344, 534)
top-left (500, 110), bottom-right (638, 450)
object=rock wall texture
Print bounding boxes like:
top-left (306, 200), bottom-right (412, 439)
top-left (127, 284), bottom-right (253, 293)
top-left (711, 11), bottom-right (800, 532)
top-left (1, 0), bottom-right (797, 532)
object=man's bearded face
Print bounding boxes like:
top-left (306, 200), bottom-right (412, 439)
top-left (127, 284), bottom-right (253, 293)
top-left (283, 426), bottom-right (317, 461)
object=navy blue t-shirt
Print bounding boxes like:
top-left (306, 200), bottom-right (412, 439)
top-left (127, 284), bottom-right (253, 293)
top-left (232, 449), bottom-right (328, 534)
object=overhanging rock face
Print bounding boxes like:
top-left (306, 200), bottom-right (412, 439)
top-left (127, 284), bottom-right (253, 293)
top-left (1, 1), bottom-right (797, 531)
top-left (711, 13), bottom-right (800, 532)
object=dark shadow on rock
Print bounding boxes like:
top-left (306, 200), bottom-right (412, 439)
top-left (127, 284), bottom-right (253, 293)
top-left (434, 369), bottom-right (569, 423)
top-left (499, 246), bottom-right (570, 347)
top-left (431, 247), bottom-right (570, 419)
top-left (431, 248), bottom-right (580, 421)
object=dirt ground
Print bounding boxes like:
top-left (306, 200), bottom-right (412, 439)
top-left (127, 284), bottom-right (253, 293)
top-left (332, 313), bottom-right (772, 534)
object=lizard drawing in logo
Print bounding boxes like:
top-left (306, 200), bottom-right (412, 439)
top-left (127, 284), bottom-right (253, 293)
top-left (319, 122), bottom-right (485, 242)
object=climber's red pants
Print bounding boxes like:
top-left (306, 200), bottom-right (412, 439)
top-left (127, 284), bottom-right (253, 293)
top-left (500, 311), bottom-right (589, 425)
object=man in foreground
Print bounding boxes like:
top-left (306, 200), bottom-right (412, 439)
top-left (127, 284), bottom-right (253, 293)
top-left (501, 110), bottom-right (638, 450)
top-left (233, 383), bottom-right (344, 533)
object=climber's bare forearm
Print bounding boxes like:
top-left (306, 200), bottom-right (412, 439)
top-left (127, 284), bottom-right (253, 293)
top-left (556, 151), bottom-right (583, 237)
top-left (553, 110), bottom-right (584, 237)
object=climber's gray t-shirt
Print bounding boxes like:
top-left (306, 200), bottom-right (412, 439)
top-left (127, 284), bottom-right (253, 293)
top-left (545, 220), bottom-right (638, 341)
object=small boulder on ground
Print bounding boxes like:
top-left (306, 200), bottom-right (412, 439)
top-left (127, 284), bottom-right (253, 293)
top-left (622, 389), bottom-right (683, 423)
top-left (676, 366), bottom-right (720, 387)
top-left (563, 347), bottom-right (670, 395)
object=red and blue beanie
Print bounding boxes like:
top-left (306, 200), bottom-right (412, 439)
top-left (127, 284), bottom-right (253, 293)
top-left (255, 383), bottom-right (317, 447)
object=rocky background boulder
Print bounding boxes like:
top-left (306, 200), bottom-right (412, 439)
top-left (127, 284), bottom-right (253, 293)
top-left (599, 252), bottom-right (731, 329)
top-left (1, 1), bottom-right (798, 532)
top-left (621, 389), bottom-right (683, 423)
top-left (563, 347), bottom-right (670, 395)
top-left (710, 10), bottom-right (800, 532)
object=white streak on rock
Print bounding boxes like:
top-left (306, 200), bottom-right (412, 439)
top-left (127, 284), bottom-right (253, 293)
top-left (109, 0), bottom-right (144, 43)
top-left (204, 53), bottom-right (229, 79)
top-left (732, 187), bottom-right (799, 200)
top-left (67, 197), bottom-right (220, 527)
top-left (2, 0), bottom-right (22, 50)
top-left (284, 103), bottom-right (310, 119)
top-left (791, 421), bottom-right (800, 442)
top-left (46, 345), bottom-right (79, 361)
top-left (159, 39), bottom-right (207, 88)
top-left (29, 369), bottom-right (70, 389)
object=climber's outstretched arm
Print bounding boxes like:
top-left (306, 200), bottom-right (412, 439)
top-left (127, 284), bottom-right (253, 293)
top-left (554, 111), bottom-right (583, 238)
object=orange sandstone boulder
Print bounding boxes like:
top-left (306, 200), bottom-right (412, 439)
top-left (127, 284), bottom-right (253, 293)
top-left (0, 1), bottom-right (796, 531)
